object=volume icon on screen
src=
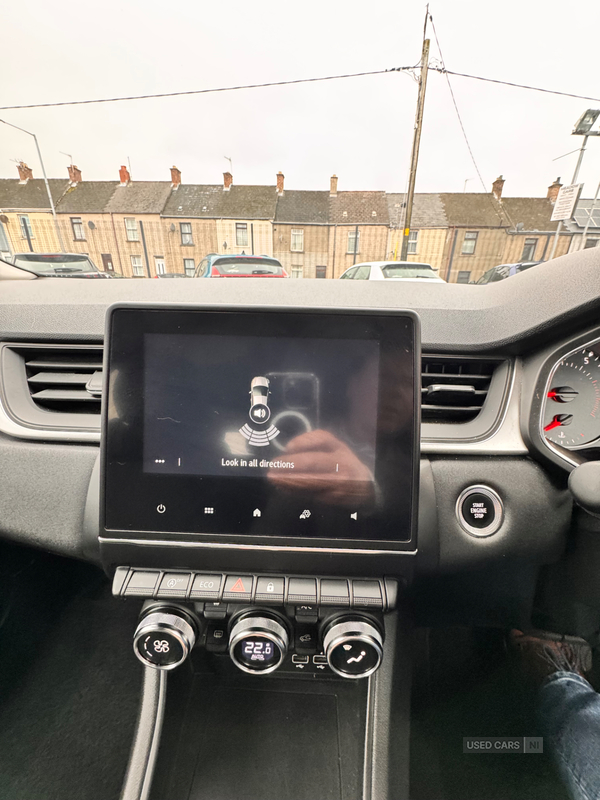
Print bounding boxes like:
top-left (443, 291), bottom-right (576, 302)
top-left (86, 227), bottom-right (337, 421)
top-left (350, 512), bottom-right (358, 521)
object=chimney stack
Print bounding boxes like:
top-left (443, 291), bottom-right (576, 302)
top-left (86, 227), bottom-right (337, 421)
top-left (547, 177), bottom-right (562, 205)
top-left (119, 165), bottom-right (131, 186)
top-left (170, 166), bottom-right (181, 189)
top-left (17, 162), bottom-right (33, 183)
top-left (223, 171), bottom-right (233, 191)
top-left (67, 164), bottom-right (82, 185)
top-left (492, 175), bottom-right (505, 201)
top-left (330, 174), bottom-right (338, 196)
top-left (276, 171), bottom-right (284, 195)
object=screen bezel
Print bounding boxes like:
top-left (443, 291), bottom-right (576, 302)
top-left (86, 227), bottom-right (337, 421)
top-left (101, 303), bottom-right (420, 553)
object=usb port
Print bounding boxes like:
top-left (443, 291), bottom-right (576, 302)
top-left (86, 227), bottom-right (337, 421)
top-left (292, 654), bottom-right (310, 664)
top-left (313, 654), bottom-right (328, 665)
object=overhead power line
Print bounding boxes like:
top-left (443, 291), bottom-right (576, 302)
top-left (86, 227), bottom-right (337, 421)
top-left (0, 69), bottom-right (411, 111)
top-left (429, 67), bottom-right (600, 104)
top-left (0, 63), bottom-right (598, 113)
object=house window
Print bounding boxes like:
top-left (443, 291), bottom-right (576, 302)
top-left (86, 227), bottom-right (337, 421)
top-left (291, 229), bottom-right (304, 252)
top-left (71, 217), bottom-right (86, 241)
top-left (407, 230), bottom-right (419, 254)
top-left (457, 270), bottom-right (471, 284)
top-left (180, 222), bottom-right (193, 245)
top-left (521, 237), bottom-right (538, 261)
top-left (584, 238), bottom-right (599, 249)
top-left (154, 257), bottom-right (166, 275)
top-left (183, 258), bottom-right (196, 276)
top-left (315, 266), bottom-right (327, 279)
top-left (0, 221), bottom-right (11, 256)
top-left (347, 230), bottom-right (360, 254)
top-left (461, 231), bottom-right (478, 255)
top-left (124, 218), bottom-right (139, 242)
top-left (236, 223), bottom-right (248, 247)
top-left (131, 255), bottom-right (144, 276)
top-left (291, 266), bottom-right (304, 279)
top-left (101, 254), bottom-right (114, 272)
top-left (19, 215), bottom-right (33, 240)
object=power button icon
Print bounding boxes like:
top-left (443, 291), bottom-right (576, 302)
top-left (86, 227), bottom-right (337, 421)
top-left (157, 504), bottom-right (166, 514)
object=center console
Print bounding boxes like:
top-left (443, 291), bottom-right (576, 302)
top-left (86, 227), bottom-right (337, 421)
top-left (100, 304), bottom-right (420, 800)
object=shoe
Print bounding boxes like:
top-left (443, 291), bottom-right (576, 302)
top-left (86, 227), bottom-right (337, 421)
top-left (509, 628), bottom-right (592, 688)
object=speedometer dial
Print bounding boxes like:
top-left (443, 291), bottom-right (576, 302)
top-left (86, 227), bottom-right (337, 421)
top-left (543, 348), bottom-right (600, 447)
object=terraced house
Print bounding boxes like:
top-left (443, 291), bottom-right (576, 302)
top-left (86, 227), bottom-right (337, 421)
top-left (0, 165), bottom-right (582, 280)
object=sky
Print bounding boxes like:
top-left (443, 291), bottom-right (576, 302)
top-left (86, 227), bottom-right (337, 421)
top-left (1, 0), bottom-right (600, 198)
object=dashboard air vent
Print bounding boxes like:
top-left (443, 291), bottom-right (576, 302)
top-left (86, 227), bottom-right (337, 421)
top-left (421, 356), bottom-right (498, 424)
top-left (21, 346), bottom-right (103, 415)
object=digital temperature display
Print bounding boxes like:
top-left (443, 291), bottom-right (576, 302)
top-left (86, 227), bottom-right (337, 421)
top-left (236, 636), bottom-right (279, 670)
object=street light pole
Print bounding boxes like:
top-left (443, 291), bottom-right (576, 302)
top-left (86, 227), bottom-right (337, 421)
top-left (0, 118), bottom-right (66, 252)
top-left (581, 179), bottom-right (600, 249)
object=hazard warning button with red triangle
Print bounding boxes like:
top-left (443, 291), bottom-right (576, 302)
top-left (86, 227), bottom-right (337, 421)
top-left (223, 575), bottom-right (254, 599)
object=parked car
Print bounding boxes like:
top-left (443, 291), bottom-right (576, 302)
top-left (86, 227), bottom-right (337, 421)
top-left (10, 252), bottom-right (112, 278)
top-left (475, 261), bottom-right (542, 284)
top-left (339, 261), bottom-right (445, 282)
top-left (152, 272), bottom-right (189, 278)
top-left (196, 253), bottom-right (288, 278)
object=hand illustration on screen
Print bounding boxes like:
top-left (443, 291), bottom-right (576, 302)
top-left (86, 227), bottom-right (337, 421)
top-left (267, 429), bottom-right (375, 507)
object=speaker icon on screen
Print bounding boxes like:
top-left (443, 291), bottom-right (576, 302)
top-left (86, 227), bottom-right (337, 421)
top-left (350, 512), bottom-right (358, 521)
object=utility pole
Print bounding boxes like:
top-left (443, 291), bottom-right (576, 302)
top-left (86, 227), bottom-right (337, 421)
top-left (581, 179), bottom-right (600, 249)
top-left (400, 18), bottom-right (430, 261)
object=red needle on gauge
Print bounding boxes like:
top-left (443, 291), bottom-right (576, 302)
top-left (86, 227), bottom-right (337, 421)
top-left (544, 414), bottom-right (573, 432)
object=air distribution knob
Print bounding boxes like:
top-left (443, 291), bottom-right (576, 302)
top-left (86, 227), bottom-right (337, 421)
top-left (133, 607), bottom-right (197, 670)
top-left (323, 617), bottom-right (383, 679)
top-left (229, 613), bottom-right (289, 675)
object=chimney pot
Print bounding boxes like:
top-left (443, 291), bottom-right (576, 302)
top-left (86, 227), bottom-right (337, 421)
top-left (223, 171), bottom-right (233, 191)
top-left (276, 171), bottom-right (284, 195)
top-left (492, 175), bottom-right (505, 201)
top-left (170, 166), bottom-right (182, 188)
top-left (67, 164), bottom-right (82, 185)
top-left (119, 165), bottom-right (131, 186)
top-left (17, 161), bottom-right (33, 183)
top-left (330, 174), bottom-right (338, 196)
top-left (547, 177), bottom-right (563, 204)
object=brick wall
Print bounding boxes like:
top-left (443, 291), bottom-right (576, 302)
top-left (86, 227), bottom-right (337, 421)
top-left (273, 224), bottom-right (329, 278)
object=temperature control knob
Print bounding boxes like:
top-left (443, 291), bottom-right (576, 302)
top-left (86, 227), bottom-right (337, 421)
top-left (323, 617), bottom-right (383, 679)
top-left (229, 613), bottom-right (289, 675)
top-left (133, 607), bottom-right (197, 670)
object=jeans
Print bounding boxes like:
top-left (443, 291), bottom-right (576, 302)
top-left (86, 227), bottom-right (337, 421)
top-left (539, 672), bottom-right (600, 800)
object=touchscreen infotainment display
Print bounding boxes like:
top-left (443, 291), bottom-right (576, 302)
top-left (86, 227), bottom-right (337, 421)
top-left (103, 306), bottom-right (419, 548)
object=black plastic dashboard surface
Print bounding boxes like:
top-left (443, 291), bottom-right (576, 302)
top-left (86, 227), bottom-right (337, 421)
top-left (0, 248), bottom-right (599, 353)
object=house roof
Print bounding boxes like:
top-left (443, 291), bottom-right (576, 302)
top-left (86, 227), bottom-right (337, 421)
top-left (105, 181), bottom-right (173, 214)
top-left (56, 181), bottom-right (118, 214)
top-left (0, 179), bottom-right (69, 210)
top-left (439, 193), bottom-right (560, 231)
top-left (275, 190), bottom-right (329, 224)
top-left (162, 184), bottom-right (278, 219)
top-left (329, 191), bottom-right (389, 224)
top-left (387, 193), bottom-right (448, 228)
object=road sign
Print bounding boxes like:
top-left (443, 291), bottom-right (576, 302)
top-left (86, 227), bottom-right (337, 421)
top-left (551, 183), bottom-right (583, 221)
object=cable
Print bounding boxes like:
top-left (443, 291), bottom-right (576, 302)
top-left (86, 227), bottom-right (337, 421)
top-left (428, 14), bottom-right (510, 226)
top-left (0, 68), bottom-right (412, 112)
top-left (429, 67), bottom-right (600, 105)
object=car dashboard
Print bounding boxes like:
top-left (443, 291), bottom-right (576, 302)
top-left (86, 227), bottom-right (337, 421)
top-left (1, 246), bottom-right (600, 800)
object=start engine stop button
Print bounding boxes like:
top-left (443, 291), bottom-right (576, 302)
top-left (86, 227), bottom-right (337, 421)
top-left (456, 486), bottom-right (503, 537)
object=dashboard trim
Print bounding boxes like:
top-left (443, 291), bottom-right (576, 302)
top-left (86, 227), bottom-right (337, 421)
top-left (99, 535), bottom-right (418, 557)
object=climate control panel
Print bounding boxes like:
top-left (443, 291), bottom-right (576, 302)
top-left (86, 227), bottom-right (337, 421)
top-left (122, 569), bottom-right (395, 679)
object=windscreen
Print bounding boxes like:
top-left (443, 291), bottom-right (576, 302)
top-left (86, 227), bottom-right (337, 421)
top-left (215, 258), bottom-right (283, 275)
top-left (12, 254), bottom-right (97, 274)
top-left (382, 264), bottom-right (438, 279)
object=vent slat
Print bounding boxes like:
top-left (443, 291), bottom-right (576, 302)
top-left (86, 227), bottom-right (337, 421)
top-left (421, 356), bottom-right (498, 424)
top-left (25, 359), bottom-right (101, 369)
top-left (28, 372), bottom-right (91, 385)
top-left (31, 389), bottom-right (100, 402)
